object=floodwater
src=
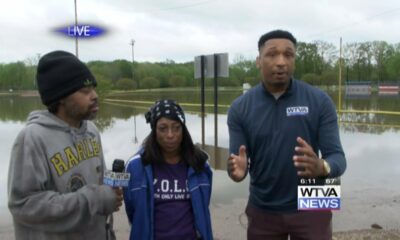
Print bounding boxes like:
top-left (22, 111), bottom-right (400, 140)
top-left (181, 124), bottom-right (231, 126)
top-left (0, 89), bottom-right (399, 232)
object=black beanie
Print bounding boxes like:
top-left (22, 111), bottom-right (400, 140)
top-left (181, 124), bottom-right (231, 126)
top-left (145, 99), bottom-right (186, 129)
top-left (36, 50), bottom-right (97, 106)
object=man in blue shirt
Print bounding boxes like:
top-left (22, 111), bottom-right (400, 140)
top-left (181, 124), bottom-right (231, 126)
top-left (227, 30), bottom-right (346, 240)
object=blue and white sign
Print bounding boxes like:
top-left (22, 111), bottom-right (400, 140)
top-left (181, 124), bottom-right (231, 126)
top-left (103, 170), bottom-right (130, 187)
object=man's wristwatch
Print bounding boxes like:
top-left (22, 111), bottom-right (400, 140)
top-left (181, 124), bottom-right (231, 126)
top-left (322, 159), bottom-right (331, 177)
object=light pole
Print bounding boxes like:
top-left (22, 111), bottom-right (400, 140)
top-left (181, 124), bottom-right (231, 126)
top-left (74, 0), bottom-right (79, 58)
top-left (133, 114), bottom-right (138, 144)
top-left (130, 39), bottom-right (138, 143)
top-left (130, 39), bottom-right (137, 89)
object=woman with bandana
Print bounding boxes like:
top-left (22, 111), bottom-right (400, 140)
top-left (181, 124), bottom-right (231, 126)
top-left (123, 99), bottom-right (213, 240)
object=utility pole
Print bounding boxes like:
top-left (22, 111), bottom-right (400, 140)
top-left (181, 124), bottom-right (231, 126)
top-left (131, 40), bottom-right (138, 142)
top-left (74, 0), bottom-right (79, 58)
top-left (33, 53), bottom-right (41, 88)
top-left (130, 39), bottom-right (137, 89)
top-left (338, 37), bottom-right (342, 114)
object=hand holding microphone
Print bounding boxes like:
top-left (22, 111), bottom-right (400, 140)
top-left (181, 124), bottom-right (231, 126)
top-left (104, 159), bottom-right (130, 211)
top-left (104, 159), bottom-right (130, 187)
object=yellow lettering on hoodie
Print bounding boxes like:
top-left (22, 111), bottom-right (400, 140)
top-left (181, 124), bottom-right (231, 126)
top-left (65, 147), bottom-right (79, 168)
top-left (75, 142), bottom-right (86, 161)
top-left (84, 139), bottom-right (94, 158)
top-left (91, 139), bottom-right (100, 156)
top-left (50, 153), bottom-right (69, 176)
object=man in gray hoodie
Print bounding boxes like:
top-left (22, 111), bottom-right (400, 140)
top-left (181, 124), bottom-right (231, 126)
top-left (7, 50), bottom-right (123, 240)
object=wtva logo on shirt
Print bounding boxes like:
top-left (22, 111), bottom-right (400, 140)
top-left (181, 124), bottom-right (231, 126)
top-left (286, 106), bottom-right (309, 116)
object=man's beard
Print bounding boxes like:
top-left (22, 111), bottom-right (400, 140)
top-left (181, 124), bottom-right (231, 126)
top-left (272, 81), bottom-right (288, 87)
top-left (65, 103), bottom-right (97, 121)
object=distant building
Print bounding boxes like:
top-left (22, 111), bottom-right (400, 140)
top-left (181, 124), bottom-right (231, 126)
top-left (378, 84), bottom-right (399, 96)
top-left (345, 81), bottom-right (371, 97)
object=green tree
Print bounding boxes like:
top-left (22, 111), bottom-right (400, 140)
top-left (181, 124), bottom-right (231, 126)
top-left (229, 55), bottom-right (258, 87)
top-left (0, 62), bottom-right (28, 90)
top-left (168, 75), bottom-right (186, 87)
top-left (141, 77), bottom-right (160, 89)
top-left (301, 73), bottom-right (320, 85)
top-left (116, 78), bottom-right (135, 90)
top-left (371, 41), bottom-right (394, 83)
top-left (88, 61), bottom-right (121, 88)
top-left (114, 59), bottom-right (132, 79)
top-left (321, 71), bottom-right (337, 87)
top-left (314, 40), bottom-right (337, 73)
top-left (386, 45), bottom-right (400, 81)
top-left (95, 75), bottom-right (112, 97)
top-left (296, 42), bottom-right (320, 78)
top-left (343, 42), bottom-right (371, 82)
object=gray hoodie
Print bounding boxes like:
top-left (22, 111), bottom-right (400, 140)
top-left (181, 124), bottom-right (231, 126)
top-left (8, 110), bottom-right (117, 240)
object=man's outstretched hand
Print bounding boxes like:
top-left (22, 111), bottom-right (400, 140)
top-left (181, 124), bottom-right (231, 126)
top-left (293, 137), bottom-right (325, 178)
top-left (228, 145), bottom-right (248, 182)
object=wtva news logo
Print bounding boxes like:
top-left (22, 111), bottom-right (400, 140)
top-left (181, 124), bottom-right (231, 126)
top-left (286, 106), bottom-right (309, 116)
top-left (53, 24), bottom-right (107, 39)
top-left (297, 177), bottom-right (341, 210)
top-left (103, 170), bottom-right (130, 187)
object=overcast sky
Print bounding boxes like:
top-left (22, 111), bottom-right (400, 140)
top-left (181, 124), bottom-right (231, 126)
top-left (1, 0), bottom-right (400, 64)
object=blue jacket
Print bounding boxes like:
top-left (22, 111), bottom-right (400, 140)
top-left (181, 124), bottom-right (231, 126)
top-left (123, 151), bottom-right (213, 240)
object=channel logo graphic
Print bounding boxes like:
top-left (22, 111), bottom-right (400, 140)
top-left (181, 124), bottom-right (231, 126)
top-left (286, 106), bottom-right (309, 116)
top-left (53, 24), bottom-right (107, 38)
top-left (103, 170), bottom-right (130, 187)
top-left (298, 177), bottom-right (341, 210)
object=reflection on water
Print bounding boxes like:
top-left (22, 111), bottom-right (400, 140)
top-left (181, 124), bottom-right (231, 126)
top-left (341, 92), bottom-right (400, 127)
top-left (0, 95), bottom-right (44, 122)
top-left (2, 90), bottom-right (400, 129)
top-left (0, 92), bottom-right (399, 230)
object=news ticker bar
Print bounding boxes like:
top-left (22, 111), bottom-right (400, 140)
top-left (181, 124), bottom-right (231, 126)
top-left (297, 178), bottom-right (341, 210)
top-left (103, 170), bottom-right (130, 187)
top-left (298, 177), bottom-right (341, 186)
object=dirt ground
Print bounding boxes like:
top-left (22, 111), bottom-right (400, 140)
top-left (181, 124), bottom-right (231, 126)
top-left (2, 200), bottom-right (399, 240)
top-left (1, 189), bottom-right (399, 240)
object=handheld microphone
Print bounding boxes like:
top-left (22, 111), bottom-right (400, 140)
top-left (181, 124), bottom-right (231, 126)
top-left (103, 159), bottom-right (130, 187)
top-left (112, 159), bottom-right (125, 173)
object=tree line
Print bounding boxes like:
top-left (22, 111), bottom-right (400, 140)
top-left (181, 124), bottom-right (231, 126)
top-left (1, 40), bottom-right (400, 92)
